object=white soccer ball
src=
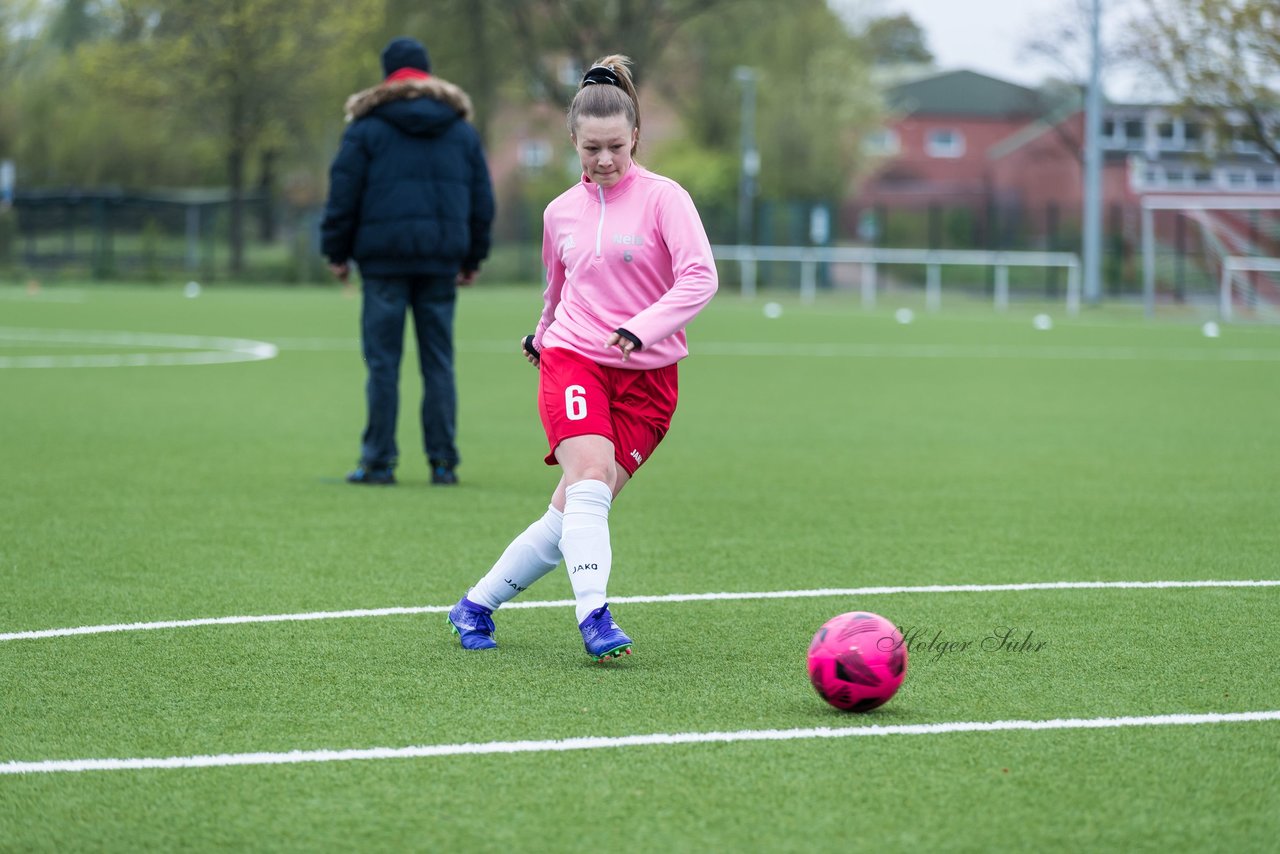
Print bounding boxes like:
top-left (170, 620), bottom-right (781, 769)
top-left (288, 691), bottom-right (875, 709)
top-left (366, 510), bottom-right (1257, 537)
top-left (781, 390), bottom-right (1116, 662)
top-left (1202, 321), bottom-right (1220, 339)
top-left (894, 308), bottom-right (914, 325)
top-left (1032, 313), bottom-right (1053, 331)
top-left (763, 301), bottom-right (783, 319)
top-left (184, 281), bottom-right (202, 299)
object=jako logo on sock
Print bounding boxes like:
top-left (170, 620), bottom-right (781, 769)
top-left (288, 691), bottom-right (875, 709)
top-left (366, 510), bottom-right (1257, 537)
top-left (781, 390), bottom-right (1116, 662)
top-left (570, 563), bottom-right (599, 574)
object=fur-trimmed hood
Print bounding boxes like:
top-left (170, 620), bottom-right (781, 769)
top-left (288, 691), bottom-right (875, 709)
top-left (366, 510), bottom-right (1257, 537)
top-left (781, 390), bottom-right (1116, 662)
top-left (322, 70), bottom-right (494, 278)
top-left (344, 76), bottom-right (474, 126)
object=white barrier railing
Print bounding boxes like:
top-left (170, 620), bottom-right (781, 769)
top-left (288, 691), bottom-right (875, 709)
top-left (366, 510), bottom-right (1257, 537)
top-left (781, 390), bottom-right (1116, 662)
top-left (712, 245), bottom-right (1081, 316)
top-left (1218, 255), bottom-right (1280, 320)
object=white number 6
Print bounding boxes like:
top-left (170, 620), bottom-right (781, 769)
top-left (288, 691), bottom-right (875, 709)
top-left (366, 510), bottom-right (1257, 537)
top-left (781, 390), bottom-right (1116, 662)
top-left (565, 385), bottom-right (587, 421)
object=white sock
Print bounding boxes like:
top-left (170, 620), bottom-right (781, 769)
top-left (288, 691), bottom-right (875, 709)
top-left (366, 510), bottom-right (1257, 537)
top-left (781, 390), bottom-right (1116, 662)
top-left (560, 479), bottom-right (613, 624)
top-left (468, 506), bottom-right (564, 611)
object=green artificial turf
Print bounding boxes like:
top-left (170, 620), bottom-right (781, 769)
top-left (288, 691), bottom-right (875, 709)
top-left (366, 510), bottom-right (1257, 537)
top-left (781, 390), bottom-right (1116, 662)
top-left (1, 282), bottom-right (1278, 851)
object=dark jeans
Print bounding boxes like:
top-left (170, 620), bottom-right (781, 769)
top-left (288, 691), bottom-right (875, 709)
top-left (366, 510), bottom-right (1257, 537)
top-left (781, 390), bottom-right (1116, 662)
top-left (358, 275), bottom-right (458, 470)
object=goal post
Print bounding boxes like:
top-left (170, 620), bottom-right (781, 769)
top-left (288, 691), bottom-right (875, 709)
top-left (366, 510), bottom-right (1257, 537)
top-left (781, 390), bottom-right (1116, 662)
top-left (1218, 256), bottom-right (1280, 321)
top-left (1141, 195), bottom-right (1280, 319)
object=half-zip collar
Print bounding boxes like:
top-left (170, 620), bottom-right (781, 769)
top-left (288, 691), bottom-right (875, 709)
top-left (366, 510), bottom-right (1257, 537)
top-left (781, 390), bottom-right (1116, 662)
top-left (580, 165), bottom-right (642, 258)
top-left (594, 184), bottom-right (606, 257)
top-left (578, 162), bottom-right (641, 202)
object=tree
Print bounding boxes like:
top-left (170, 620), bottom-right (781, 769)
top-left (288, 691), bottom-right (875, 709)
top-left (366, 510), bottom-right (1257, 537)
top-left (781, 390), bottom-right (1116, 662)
top-left (860, 13), bottom-right (933, 66)
top-left (1123, 0), bottom-right (1279, 161)
top-left (1018, 0), bottom-right (1130, 88)
top-left (377, 0), bottom-right (500, 144)
top-left (425, 0), bottom-right (794, 238)
top-left (0, 0), bottom-right (44, 159)
top-left (662, 0), bottom-right (880, 207)
top-left (2, 1), bottom-right (222, 187)
top-left (755, 14), bottom-right (880, 202)
top-left (496, 0), bottom-right (740, 105)
top-left (46, 0), bottom-right (106, 51)
top-left (75, 0), bottom-right (382, 273)
top-left (1013, 0), bottom-right (1144, 166)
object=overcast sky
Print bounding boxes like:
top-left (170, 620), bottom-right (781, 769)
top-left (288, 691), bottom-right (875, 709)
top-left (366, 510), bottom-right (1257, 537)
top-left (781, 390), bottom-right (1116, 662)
top-left (876, 0), bottom-right (1153, 100)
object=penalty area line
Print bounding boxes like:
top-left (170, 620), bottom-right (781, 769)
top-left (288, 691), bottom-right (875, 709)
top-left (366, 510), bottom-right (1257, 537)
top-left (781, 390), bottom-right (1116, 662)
top-left (1, 579), bottom-right (1277, 644)
top-left (3, 710), bottom-right (1278, 775)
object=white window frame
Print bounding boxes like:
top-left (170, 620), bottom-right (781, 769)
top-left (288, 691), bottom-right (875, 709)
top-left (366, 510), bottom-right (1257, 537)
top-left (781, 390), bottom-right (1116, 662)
top-left (925, 128), bottom-right (965, 158)
top-left (518, 139), bottom-right (553, 170)
top-left (864, 128), bottom-right (901, 157)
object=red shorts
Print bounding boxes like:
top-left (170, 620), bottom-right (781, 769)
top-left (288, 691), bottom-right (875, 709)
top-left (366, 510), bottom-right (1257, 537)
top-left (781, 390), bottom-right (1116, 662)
top-left (537, 346), bottom-right (679, 475)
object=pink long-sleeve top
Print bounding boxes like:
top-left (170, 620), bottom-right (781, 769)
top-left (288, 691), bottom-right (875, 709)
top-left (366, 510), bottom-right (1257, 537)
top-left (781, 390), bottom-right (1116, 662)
top-left (533, 163), bottom-right (718, 370)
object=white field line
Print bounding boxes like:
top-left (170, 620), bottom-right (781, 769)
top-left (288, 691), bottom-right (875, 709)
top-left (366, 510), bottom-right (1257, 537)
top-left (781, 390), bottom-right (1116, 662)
top-left (3, 710), bottom-right (1278, 775)
top-left (693, 341), bottom-right (1280, 362)
top-left (3, 579), bottom-right (1277, 643)
top-left (269, 336), bottom-right (1280, 362)
top-left (0, 327), bottom-right (277, 368)
top-left (265, 336), bottom-right (361, 350)
top-left (5, 329), bottom-right (1276, 364)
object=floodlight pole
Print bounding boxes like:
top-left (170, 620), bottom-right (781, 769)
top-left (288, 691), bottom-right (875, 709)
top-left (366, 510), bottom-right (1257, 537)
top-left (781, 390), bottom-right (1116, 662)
top-left (1082, 0), bottom-right (1104, 304)
top-left (735, 66), bottom-right (759, 248)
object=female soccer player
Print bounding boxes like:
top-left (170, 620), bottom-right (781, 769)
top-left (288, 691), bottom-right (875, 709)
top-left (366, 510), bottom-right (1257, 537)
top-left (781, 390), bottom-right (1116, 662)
top-left (448, 54), bottom-right (718, 660)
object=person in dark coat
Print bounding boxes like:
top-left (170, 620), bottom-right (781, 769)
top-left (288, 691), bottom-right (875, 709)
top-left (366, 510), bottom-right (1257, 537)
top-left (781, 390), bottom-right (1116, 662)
top-left (321, 36), bottom-right (495, 486)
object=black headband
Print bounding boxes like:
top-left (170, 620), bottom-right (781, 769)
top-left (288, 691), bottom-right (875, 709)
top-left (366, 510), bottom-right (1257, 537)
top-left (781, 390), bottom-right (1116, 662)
top-left (581, 65), bottom-right (623, 89)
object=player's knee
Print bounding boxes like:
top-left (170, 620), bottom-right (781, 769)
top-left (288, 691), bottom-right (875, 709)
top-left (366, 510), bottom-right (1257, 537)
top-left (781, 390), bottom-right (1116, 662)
top-left (573, 461), bottom-right (616, 489)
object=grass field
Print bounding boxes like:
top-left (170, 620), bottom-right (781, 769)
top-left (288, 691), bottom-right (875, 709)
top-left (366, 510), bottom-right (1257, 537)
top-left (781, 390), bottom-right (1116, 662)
top-left (2, 281), bottom-right (1278, 851)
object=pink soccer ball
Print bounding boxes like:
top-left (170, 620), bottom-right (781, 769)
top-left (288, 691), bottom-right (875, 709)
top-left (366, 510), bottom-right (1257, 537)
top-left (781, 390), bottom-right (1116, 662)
top-left (807, 611), bottom-right (907, 712)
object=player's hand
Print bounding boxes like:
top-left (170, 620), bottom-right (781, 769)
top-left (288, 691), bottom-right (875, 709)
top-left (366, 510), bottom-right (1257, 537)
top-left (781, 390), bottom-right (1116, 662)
top-left (328, 262), bottom-right (349, 282)
top-left (605, 331), bottom-right (634, 362)
top-left (521, 335), bottom-right (540, 367)
top-left (457, 269), bottom-right (477, 286)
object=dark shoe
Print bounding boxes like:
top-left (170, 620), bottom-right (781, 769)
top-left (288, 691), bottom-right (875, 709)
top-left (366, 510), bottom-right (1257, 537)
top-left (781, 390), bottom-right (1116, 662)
top-left (346, 465), bottom-right (396, 485)
top-left (430, 461), bottom-right (458, 486)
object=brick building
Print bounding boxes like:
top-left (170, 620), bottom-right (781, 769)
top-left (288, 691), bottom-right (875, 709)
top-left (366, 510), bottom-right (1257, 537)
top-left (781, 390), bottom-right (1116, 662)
top-left (853, 69), bottom-right (1279, 260)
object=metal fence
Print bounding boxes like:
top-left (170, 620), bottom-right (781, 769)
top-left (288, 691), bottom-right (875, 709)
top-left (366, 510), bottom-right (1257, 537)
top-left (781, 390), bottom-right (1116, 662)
top-left (3, 190), bottom-right (325, 282)
top-left (714, 244), bottom-right (1081, 314)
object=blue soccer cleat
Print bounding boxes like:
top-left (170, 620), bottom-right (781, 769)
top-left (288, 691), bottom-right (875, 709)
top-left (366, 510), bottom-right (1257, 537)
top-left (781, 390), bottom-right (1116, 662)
top-left (578, 604), bottom-right (633, 661)
top-left (448, 597), bottom-right (497, 650)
